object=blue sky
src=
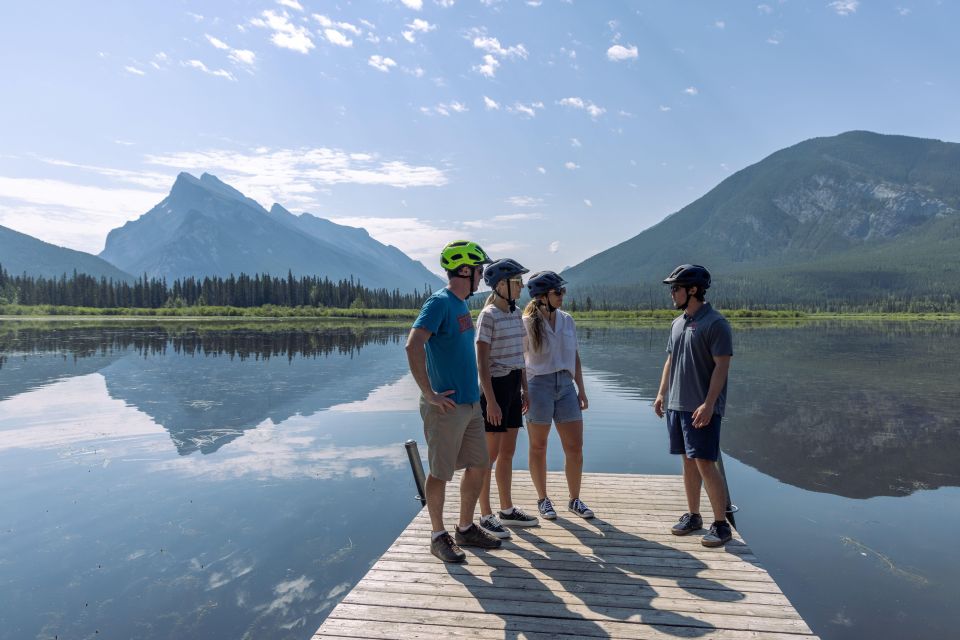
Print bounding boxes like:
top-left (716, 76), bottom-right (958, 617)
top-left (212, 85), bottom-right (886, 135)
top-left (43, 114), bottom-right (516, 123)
top-left (0, 0), bottom-right (956, 275)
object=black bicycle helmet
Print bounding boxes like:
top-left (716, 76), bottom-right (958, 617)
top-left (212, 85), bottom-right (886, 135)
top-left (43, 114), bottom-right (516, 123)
top-left (663, 264), bottom-right (711, 290)
top-left (527, 271), bottom-right (567, 297)
top-left (483, 258), bottom-right (529, 288)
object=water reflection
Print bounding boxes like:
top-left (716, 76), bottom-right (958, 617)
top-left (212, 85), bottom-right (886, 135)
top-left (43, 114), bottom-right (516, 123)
top-left (577, 322), bottom-right (960, 498)
top-left (0, 324), bottom-right (411, 455)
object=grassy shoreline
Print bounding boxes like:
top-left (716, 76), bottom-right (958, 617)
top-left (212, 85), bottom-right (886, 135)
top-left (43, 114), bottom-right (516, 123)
top-left (2, 304), bottom-right (960, 323)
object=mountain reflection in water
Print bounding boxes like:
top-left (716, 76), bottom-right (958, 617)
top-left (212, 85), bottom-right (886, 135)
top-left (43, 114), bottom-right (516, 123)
top-left (0, 324), bottom-right (411, 455)
top-left (577, 321), bottom-right (960, 499)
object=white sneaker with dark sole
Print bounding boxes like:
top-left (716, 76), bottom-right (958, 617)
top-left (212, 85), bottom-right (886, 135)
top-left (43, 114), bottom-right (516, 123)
top-left (498, 507), bottom-right (539, 527)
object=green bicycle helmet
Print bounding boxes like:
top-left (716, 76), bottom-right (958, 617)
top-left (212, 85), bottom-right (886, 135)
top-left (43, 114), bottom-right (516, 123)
top-left (440, 240), bottom-right (493, 271)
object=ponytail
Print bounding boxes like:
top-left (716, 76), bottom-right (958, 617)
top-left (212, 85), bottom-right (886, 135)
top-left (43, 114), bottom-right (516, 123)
top-left (523, 298), bottom-right (545, 352)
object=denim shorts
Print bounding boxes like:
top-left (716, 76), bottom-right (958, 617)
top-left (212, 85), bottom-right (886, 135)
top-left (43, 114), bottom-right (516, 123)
top-left (526, 370), bottom-right (582, 425)
top-left (667, 410), bottom-right (722, 461)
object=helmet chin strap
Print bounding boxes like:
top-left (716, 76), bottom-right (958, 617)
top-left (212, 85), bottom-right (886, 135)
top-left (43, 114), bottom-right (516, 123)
top-left (537, 298), bottom-right (557, 314)
top-left (493, 288), bottom-right (517, 312)
top-left (676, 286), bottom-right (692, 312)
top-left (454, 266), bottom-right (481, 298)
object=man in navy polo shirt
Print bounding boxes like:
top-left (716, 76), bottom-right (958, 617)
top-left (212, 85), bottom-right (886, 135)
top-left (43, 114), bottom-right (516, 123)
top-left (653, 264), bottom-right (734, 547)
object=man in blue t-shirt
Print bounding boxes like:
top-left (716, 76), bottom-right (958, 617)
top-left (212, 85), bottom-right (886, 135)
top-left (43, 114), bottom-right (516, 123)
top-left (653, 264), bottom-right (735, 548)
top-left (406, 240), bottom-right (502, 563)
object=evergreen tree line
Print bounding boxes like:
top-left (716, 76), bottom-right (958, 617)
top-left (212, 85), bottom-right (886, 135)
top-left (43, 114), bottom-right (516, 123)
top-left (0, 264), bottom-right (433, 309)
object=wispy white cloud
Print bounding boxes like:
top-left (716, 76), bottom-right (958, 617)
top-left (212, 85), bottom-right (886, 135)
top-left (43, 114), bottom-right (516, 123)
top-left (402, 18), bottom-right (436, 43)
top-left (570, 138), bottom-right (581, 148)
top-left (828, 1), bottom-right (859, 15)
top-left (583, 199), bottom-right (592, 207)
top-left (757, 3), bottom-right (773, 14)
top-left (184, 59), bottom-right (236, 81)
top-left (124, 65), bottom-right (146, 76)
top-left (659, 105), bottom-right (672, 112)
top-left (368, 55), bottom-right (397, 72)
top-left (558, 96), bottom-right (605, 118)
top-left (549, 240), bottom-right (560, 253)
top-left (506, 195), bottom-right (543, 207)
top-left (0, 177), bottom-right (165, 253)
top-left (277, 0), bottom-right (303, 11)
top-left (897, 7), bottom-right (911, 16)
top-left (607, 44), bottom-right (638, 61)
top-left (324, 29), bottom-right (353, 47)
top-left (767, 30), bottom-right (783, 45)
top-left (400, 0), bottom-right (423, 9)
top-left (564, 161), bottom-right (579, 170)
top-left (483, 96), bottom-right (500, 110)
top-left (250, 10), bottom-right (315, 54)
top-left (474, 54), bottom-right (499, 78)
top-left (536, 166), bottom-right (546, 175)
top-left (470, 29), bottom-right (527, 78)
top-left (507, 101), bottom-right (544, 118)
top-left (421, 101), bottom-right (468, 116)
top-left (403, 66), bottom-right (426, 77)
top-left (144, 146), bottom-right (449, 203)
top-left (714, 20), bottom-right (726, 29)
top-left (684, 86), bottom-right (699, 95)
top-left (435, 0), bottom-right (456, 6)
top-left (206, 34), bottom-right (257, 65)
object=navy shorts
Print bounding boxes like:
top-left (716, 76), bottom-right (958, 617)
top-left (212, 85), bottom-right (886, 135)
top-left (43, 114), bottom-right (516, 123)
top-left (481, 369), bottom-right (524, 432)
top-left (667, 410), bottom-right (722, 461)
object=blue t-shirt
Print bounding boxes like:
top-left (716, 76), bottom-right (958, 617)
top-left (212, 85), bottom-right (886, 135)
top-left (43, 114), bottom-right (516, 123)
top-left (666, 302), bottom-right (733, 416)
top-left (412, 288), bottom-right (480, 404)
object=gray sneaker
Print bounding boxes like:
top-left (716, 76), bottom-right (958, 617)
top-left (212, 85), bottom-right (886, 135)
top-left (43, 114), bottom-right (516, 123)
top-left (498, 507), bottom-right (539, 527)
top-left (430, 532), bottom-right (466, 563)
top-left (479, 514), bottom-right (511, 539)
top-left (702, 521), bottom-right (733, 547)
top-left (671, 512), bottom-right (703, 536)
top-left (537, 497), bottom-right (557, 520)
top-left (455, 523), bottom-right (503, 549)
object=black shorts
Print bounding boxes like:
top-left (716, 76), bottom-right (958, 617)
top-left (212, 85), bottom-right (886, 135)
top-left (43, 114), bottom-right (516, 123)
top-left (480, 369), bottom-right (523, 433)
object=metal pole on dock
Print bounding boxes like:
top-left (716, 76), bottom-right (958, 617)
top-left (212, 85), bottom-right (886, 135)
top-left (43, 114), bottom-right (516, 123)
top-left (404, 439), bottom-right (427, 507)
top-left (716, 450), bottom-right (739, 529)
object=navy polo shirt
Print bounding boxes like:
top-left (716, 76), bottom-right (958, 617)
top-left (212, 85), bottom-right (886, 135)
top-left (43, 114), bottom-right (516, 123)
top-left (666, 302), bottom-right (733, 416)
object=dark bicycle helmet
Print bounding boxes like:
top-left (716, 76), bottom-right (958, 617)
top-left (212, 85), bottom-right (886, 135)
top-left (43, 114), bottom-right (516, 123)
top-left (662, 264), bottom-right (711, 290)
top-left (483, 258), bottom-right (529, 288)
top-left (527, 271), bottom-right (567, 297)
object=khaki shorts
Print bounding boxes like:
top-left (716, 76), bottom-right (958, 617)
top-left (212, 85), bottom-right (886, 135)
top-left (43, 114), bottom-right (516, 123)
top-left (420, 397), bottom-right (488, 482)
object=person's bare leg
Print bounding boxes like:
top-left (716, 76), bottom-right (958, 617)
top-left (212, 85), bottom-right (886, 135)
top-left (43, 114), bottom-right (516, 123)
top-left (682, 456), bottom-right (702, 515)
top-left (425, 474), bottom-right (447, 532)
top-left (527, 423), bottom-right (551, 499)
top-left (556, 420), bottom-right (584, 500)
top-left (458, 465), bottom-right (486, 529)
top-left (496, 428), bottom-right (520, 511)
top-left (695, 458), bottom-right (728, 523)
top-left (478, 432), bottom-right (502, 517)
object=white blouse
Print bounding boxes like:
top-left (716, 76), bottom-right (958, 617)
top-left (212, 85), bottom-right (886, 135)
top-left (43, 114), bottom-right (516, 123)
top-left (522, 310), bottom-right (578, 378)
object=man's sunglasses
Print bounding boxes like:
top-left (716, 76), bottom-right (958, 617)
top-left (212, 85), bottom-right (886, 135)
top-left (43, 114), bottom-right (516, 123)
top-left (670, 284), bottom-right (685, 293)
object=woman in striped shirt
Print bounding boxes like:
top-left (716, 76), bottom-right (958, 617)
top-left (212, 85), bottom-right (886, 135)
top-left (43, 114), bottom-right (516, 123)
top-left (475, 259), bottom-right (540, 539)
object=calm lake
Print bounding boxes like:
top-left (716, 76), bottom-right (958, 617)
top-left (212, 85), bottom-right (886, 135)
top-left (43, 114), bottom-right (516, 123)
top-left (1, 320), bottom-right (958, 639)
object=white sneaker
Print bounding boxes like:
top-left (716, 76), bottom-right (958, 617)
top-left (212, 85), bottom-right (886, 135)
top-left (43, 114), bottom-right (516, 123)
top-left (478, 514), bottom-right (511, 539)
top-left (498, 507), bottom-right (539, 527)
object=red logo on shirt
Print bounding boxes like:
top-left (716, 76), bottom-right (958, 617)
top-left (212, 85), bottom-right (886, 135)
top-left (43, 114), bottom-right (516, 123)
top-left (458, 313), bottom-right (473, 333)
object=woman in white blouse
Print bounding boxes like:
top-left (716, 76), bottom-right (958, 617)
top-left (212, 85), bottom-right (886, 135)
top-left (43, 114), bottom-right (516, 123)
top-left (522, 271), bottom-right (593, 520)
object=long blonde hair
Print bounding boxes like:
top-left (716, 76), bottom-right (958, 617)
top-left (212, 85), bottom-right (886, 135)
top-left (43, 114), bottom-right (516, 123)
top-left (522, 296), bottom-right (547, 352)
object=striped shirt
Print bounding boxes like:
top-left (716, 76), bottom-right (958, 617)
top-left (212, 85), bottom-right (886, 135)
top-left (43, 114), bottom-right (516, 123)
top-left (476, 305), bottom-right (527, 377)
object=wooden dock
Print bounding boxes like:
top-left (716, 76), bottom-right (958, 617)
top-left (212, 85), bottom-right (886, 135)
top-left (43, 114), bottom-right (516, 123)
top-left (313, 472), bottom-right (817, 639)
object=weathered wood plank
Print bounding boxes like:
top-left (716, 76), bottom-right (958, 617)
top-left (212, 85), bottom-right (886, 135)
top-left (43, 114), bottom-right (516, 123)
top-left (313, 473), bottom-right (817, 639)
